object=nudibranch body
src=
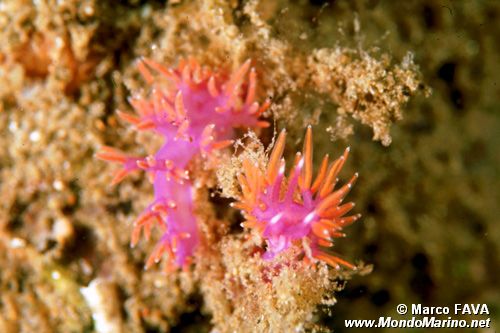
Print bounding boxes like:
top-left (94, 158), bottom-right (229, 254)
top-left (234, 127), bottom-right (360, 269)
top-left (97, 58), bottom-right (269, 269)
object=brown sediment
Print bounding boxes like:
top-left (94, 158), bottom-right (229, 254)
top-left (195, 232), bottom-right (371, 332)
top-left (306, 49), bottom-right (425, 146)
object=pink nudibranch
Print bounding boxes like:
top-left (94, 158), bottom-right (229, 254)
top-left (97, 58), bottom-right (269, 269)
top-left (234, 126), bottom-right (360, 269)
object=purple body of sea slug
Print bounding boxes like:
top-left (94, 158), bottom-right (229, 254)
top-left (97, 58), bottom-right (269, 269)
top-left (234, 127), bottom-right (360, 269)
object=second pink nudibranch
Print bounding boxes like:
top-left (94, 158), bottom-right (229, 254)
top-left (97, 58), bottom-right (269, 269)
top-left (234, 126), bottom-right (360, 269)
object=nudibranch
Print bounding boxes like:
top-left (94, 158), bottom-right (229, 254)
top-left (234, 126), bottom-right (360, 269)
top-left (97, 58), bottom-right (269, 269)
